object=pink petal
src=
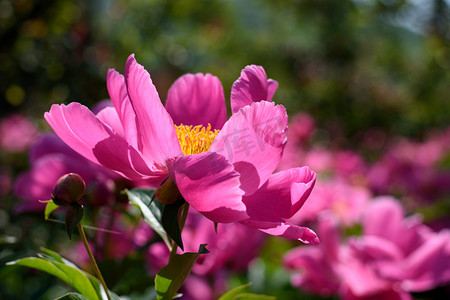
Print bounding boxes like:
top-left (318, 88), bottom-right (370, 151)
top-left (95, 106), bottom-right (125, 138)
top-left (241, 219), bottom-right (319, 244)
top-left (165, 73), bottom-right (227, 129)
top-left (230, 65), bottom-right (279, 114)
top-left (210, 101), bottom-right (288, 195)
top-left (400, 230), bottom-right (450, 292)
top-left (363, 196), bottom-right (405, 242)
top-left (30, 134), bottom-right (80, 163)
top-left (44, 103), bottom-right (159, 181)
top-left (107, 69), bottom-right (140, 149)
top-left (124, 54), bottom-right (181, 167)
top-left (242, 167), bottom-right (316, 222)
top-left (167, 152), bottom-right (247, 223)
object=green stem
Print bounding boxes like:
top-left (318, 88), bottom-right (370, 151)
top-left (77, 222), bottom-right (112, 300)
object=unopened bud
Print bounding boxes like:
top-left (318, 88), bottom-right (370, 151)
top-left (155, 177), bottom-right (182, 205)
top-left (51, 173), bottom-right (86, 206)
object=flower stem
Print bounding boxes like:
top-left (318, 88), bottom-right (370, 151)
top-left (77, 222), bottom-right (112, 300)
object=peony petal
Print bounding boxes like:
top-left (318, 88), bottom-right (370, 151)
top-left (44, 103), bottom-right (159, 181)
top-left (210, 101), bottom-right (288, 195)
top-left (230, 65), bottom-right (278, 114)
top-left (107, 69), bottom-right (140, 149)
top-left (363, 196), bottom-right (405, 242)
top-left (241, 219), bottom-right (319, 244)
top-left (400, 230), bottom-right (450, 292)
top-left (168, 152), bottom-right (247, 223)
top-left (165, 73), bottom-right (227, 130)
top-left (242, 167), bottom-right (316, 222)
top-left (30, 134), bottom-right (80, 163)
top-left (95, 106), bottom-right (125, 138)
top-left (124, 54), bottom-right (181, 167)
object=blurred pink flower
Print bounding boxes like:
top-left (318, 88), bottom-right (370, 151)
top-left (290, 179), bottom-right (371, 226)
top-left (0, 114), bottom-right (39, 152)
top-left (368, 132), bottom-right (450, 204)
top-left (44, 54), bottom-right (318, 244)
top-left (14, 134), bottom-right (120, 212)
top-left (284, 197), bottom-right (450, 299)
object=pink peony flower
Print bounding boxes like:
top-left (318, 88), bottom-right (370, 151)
top-left (284, 197), bottom-right (450, 299)
top-left (0, 114), bottom-right (39, 152)
top-left (44, 54), bottom-right (318, 244)
top-left (290, 179), bottom-right (371, 226)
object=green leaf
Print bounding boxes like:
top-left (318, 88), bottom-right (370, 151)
top-left (65, 204), bottom-right (84, 240)
top-left (155, 244), bottom-right (209, 300)
top-left (126, 188), bottom-right (171, 249)
top-left (43, 200), bottom-right (60, 220)
top-left (218, 283), bottom-right (252, 300)
top-left (161, 198), bottom-right (185, 250)
top-left (56, 293), bottom-right (89, 300)
top-left (6, 249), bottom-right (121, 300)
top-left (232, 294), bottom-right (276, 300)
top-left (218, 283), bottom-right (276, 300)
top-left (7, 257), bottom-right (100, 300)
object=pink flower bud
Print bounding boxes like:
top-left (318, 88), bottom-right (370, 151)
top-left (51, 173), bottom-right (86, 206)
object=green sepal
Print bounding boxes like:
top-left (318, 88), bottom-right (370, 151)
top-left (155, 244), bottom-right (209, 300)
top-left (65, 204), bottom-right (84, 240)
top-left (40, 199), bottom-right (60, 220)
top-left (162, 197), bottom-right (186, 251)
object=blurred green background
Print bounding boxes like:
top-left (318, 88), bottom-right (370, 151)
top-left (1, 0), bottom-right (449, 145)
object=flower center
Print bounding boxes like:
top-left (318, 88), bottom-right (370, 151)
top-left (175, 124), bottom-right (220, 155)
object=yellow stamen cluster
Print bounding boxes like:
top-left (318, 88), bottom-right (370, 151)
top-left (175, 123), bottom-right (220, 155)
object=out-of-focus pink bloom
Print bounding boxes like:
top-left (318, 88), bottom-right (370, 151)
top-left (351, 197), bottom-right (450, 293)
top-left (368, 133), bottom-right (450, 204)
top-left (0, 114), bottom-right (39, 152)
top-left (44, 54), bottom-right (318, 244)
top-left (290, 179), bottom-right (371, 226)
top-left (284, 197), bottom-right (450, 299)
top-left (284, 216), bottom-right (341, 297)
top-left (333, 151), bottom-right (368, 184)
top-left (14, 134), bottom-right (120, 212)
top-left (287, 113), bottom-right (316, 146)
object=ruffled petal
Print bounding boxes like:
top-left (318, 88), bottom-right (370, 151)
top-left (230, 65), bottom-right (278, 114)
top-left (44, 103), bottom-right (160, 181)
top-left (400, 230), bottom-right (450, 292)
top-left (242, 167), bottom-right (316, 222)
top-left (210, 101), bottom-right (288, 195)
top-left (241, 219), bottom-right (319, 244)
top-left (165, 73), bottom-right (227, 130)
top-left (107, 69), bottom-right (140, 149)
top-left (124, 54), bottom-right (181, 167)
top-left (167, 152), bottom-right (247, 223)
